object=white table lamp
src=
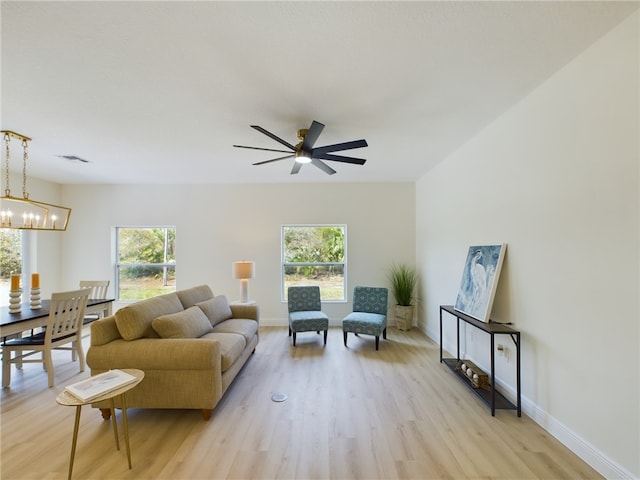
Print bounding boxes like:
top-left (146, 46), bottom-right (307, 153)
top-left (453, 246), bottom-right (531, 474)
top-left (233, 261), bottom-right (255, 303)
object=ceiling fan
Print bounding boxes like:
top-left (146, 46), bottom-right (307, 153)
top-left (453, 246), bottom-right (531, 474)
top-left (233, 120), bottom-right (367, 175)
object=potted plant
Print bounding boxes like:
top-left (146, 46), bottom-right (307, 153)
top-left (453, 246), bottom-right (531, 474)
top-left (388, 263), bottom-right (417, 331)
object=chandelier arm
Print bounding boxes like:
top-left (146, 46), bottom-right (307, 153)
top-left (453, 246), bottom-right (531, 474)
top-left (22, 139), bottom-right (29, 199)
top-left (3, 132), bottom-right (10, 197)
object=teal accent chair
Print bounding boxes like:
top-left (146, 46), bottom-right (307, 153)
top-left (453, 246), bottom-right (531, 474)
top-left (288, 286), bottom-right (329, 346)
top-left (342, 286), bottom-right (388, 350)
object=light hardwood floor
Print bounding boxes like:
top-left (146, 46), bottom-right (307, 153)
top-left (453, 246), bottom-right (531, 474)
top-left (1, 327), bottom-right (601, 479)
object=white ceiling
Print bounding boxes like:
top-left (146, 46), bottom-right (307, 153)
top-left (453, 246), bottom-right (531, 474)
top-left (1, 1), bottom-right (637, 185)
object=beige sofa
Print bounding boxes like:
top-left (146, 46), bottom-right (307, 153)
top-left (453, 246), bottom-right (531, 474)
top-left (86, 285), bottom-right (259, 420)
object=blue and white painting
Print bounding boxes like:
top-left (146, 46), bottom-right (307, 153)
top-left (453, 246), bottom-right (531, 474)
top-left (454, 244), bottom-right (506, 322)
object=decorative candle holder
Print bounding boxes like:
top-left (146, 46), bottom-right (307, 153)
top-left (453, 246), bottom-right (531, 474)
top-left (9, 289), bottom-right (22, 314)
top-left (30, 287), bottom-right (42, 310)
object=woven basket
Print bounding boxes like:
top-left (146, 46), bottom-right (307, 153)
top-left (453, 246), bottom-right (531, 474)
top-left (394, 305), bottom-right (414, 331)
top-left (455, 359), bottom-right (491, 391)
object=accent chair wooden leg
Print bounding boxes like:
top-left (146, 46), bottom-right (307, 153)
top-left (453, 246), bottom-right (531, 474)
top-left (288, 327), bottom-right (291, 337)
top-left (202, 409), bottom-right (212, 421)
top-left (375, 336), bottom-right (380, 350)
top-left (292, 332), bottom-right (297, 346)
top-left (383, 327), bottom-right (387, 340)
top-left (343, 331), bottom-right (348, 346)
top-left (324, 330), bottom-right (328, 345)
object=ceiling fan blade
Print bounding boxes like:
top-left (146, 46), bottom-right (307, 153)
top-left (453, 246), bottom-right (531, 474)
top-left (301, 120), bottom-right (325, 151)
top-left (311, 139), bottom-right (368, 155)
top-left (252, 154), bottom-right (294, 166)
top-left (314, 153), bottom-right (367, 165)
top-left (234, 145), bottom-right (293, 154)
top-left (251, 125), bottom-right (297, 151)
top-left (290, 161), bottom-right (303, 175)
top-left (311, 158), bottom-right (336, 175)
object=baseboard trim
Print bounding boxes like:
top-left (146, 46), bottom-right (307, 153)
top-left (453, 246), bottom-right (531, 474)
top-left (423, 325), bottom-right (635, 480)
top-left (521, 396), bottom-right (636, 480)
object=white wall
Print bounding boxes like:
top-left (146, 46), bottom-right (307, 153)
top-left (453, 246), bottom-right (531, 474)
top-left (58, 182), bottom-right (415, 325)
top-left (416, 12), bottom-right (639, 479)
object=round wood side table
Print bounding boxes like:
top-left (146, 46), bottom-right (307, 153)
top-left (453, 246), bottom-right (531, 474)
top-left (56, 369), bottom-right (144, 480)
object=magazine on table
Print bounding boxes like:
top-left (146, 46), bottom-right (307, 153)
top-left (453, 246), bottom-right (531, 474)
top-left (65, 369), bottom-right (138, 402)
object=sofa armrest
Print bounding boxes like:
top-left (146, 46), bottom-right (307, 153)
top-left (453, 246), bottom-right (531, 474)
top-left (87, 337), bottom-right (221, 371)
top-left (230, 303), bottom-right (259, 321)
top-left (90, 315), bottom-right (121, 346)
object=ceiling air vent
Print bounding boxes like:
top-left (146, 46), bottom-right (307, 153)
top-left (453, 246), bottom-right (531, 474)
top-left (58, 155), bottom-right (90, 163)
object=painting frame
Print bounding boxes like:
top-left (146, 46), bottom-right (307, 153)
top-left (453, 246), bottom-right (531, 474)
top-left (454, 244), bottom-right (507, 322)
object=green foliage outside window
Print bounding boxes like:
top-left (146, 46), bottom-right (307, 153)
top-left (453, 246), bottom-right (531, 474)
top-left (0, 229), bottom-right (21, 279)
top-left (283, 225), bottom-right (345, 300)
top-left (117, 227), bottom-right (176, 300)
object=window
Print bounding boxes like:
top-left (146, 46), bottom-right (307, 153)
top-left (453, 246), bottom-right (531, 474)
top-left (282, 225), bottom-right (346, 301)
top-left (116, 227), bottom-right (176, 301)
top-left (0, 229), bottom-right (22, 306)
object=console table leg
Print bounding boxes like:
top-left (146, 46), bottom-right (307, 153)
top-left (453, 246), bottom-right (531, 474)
top-left (490, 334), bottom-right (496, 417)
top-left (516, 332), bottom-right (521, 417)
top-left (456, 318), bottom-right (460, 360)
top-left (439, 308), bottom-right (443, 362)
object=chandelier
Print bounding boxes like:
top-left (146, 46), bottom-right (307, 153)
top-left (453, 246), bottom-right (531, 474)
top-left (1, 130), bottom-right (72, 231)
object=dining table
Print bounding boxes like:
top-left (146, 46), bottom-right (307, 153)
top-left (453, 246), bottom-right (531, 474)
top-left (0, 298), bottom-right (115, 338)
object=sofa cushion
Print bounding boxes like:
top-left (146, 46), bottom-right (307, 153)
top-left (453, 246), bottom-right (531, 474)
top-left (115, 292), bottom-right (183, 340)
top-left (200, 332), bottom-right (246, 371)
top-left (211, 319), bottom-right (258, 345)
top-left (152, 306), bottom-right (213, 339)
top-left (197, 295), bottom-right (233, 327)
top-left (177, 285), bottom-right (214, 309)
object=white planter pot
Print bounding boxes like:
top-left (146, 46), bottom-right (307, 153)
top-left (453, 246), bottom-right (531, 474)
top-left (394, 304), bottom-right (414, 331)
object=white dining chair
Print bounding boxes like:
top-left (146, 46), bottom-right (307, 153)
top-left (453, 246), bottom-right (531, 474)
top-left (2, 288), bottom-right (89, 388)
top-left (79, 280), bottom-right (110, 325)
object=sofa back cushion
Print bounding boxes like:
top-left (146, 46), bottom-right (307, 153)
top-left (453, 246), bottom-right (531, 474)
top-left (177, 285), bottom-right (214, 309)
top-left (115, 292), bottom-right (184, 340)
top-left (196, 295), bottom-right (233, 327)
top-left (152, 306), bottom-right (213, 338)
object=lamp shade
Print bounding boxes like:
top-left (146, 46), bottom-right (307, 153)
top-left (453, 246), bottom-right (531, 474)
top-left (233, 261), bottom-right (255, 280)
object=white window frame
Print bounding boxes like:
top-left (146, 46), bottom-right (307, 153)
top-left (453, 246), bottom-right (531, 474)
top-left (114, 225), bottom-right (176, 302)
top-left (281, 224), bottom-right (347, 303)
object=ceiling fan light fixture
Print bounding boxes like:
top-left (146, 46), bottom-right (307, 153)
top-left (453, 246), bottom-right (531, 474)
top-left (234, 120), bottom-right (367, 175)
top-left (295, 152), bottom-right (311, 164)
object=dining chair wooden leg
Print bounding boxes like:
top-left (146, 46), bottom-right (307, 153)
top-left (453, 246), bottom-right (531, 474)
top-left (44, 349), bottom-right (55, 387)
top-left (77, 342), bottom-right (86, 373)
top-left (2, 351), bottom-right (11, 387)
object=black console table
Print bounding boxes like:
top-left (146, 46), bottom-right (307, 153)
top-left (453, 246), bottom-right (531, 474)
top-left (439, 305), bottom-right (521, 417)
